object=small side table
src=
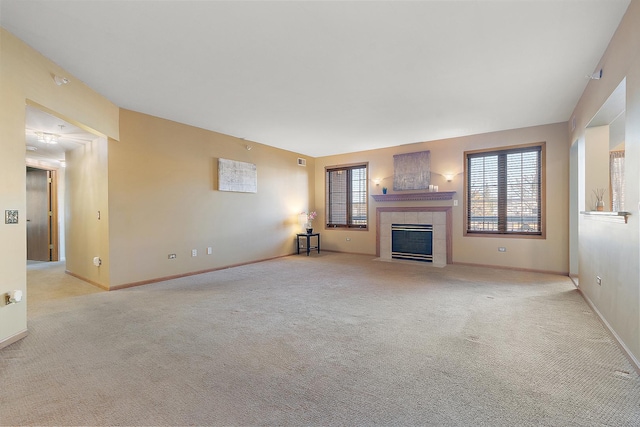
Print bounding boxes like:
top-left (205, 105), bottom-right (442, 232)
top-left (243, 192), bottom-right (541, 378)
top-left (296, 233), bottom-right (320, 256)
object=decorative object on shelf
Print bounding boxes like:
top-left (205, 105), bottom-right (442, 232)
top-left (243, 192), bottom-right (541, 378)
top-left (382, 187), bottom-right (387, 194)
top-left (302, 211), bottom-right (317, 233)
top-left (592, 188), bottom-right (606, 211)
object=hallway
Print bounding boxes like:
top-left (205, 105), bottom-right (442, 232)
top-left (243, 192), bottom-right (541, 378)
top-left (27, 261), bottom-right (102, 317)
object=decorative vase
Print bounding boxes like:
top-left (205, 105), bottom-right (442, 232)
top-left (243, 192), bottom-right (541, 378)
top-left (306, 222), bottom-right (313, 234)
top-left (306, 228), bottom-right (313, 234)
top-left (596, 200), bottom-right (605, 211)
top-left (382, 187), bottom-right (387, 194)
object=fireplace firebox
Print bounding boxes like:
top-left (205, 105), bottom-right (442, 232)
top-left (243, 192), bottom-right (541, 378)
top-left (391, 224), bottom-right (433, 262)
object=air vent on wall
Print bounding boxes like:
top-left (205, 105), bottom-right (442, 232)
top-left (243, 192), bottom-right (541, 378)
top-left (297, 158), bottom-right (307, 166)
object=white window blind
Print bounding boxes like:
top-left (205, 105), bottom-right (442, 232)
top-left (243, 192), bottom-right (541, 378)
top-left (467, 145), bottom-right (542, 235)
top-left (326, 164), bottom-right (367, 228)
top-left (610, 150), bottom-right (624, 211)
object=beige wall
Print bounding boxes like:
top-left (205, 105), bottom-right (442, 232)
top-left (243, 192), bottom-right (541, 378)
top-left (571, 0), bottom-right (640, 364)
top-left (0, 28), bottom-right (119, 347)
top-left (65, 138), bottom-right (110, 288)
top-left (315, 122), bottom-right (569, 274)
top-left (107, 110), bottom-right (314, 288)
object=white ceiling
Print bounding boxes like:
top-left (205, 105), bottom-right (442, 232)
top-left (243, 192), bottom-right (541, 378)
top-left (1, 0), bottom-right (631, 157)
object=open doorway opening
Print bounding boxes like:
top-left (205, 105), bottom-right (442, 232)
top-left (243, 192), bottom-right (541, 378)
top-left (25, 105), bottom-right (106, 306)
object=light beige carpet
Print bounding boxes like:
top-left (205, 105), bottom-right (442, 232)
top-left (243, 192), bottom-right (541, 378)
top-left (2, 253), bottom-right (639, 426)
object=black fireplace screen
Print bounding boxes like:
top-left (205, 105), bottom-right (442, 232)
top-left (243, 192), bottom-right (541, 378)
top-left (391, 224), bottom-right (433, 262)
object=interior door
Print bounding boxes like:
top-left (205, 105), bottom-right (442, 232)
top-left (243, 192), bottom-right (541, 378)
top-left (26, 167), bottom-right (50, 261)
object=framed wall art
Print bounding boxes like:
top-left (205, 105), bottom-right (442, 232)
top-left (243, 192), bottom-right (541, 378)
top-left (393, 150), bottom-right (431, 191)
top-left (218, 158), bottom-right (257, 193)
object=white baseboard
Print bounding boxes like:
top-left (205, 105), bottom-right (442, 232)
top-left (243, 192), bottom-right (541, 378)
top-left (577, 287), bottom-right (640, 374)
top-left (0, 329), bottom-right (28, 350)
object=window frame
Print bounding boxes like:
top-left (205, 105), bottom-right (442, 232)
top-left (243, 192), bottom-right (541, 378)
top-left (325, 162), bottom-right (369, 230)
top-left (463, 142), bottom-right (546, 239)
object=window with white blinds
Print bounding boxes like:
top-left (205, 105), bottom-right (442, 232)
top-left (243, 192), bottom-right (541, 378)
top-left (326, 164), bottom-right (368, 229)
top-left (610, 150), bottom-right (625, 211)
top-left (465, 143), bottom-right (544, 236)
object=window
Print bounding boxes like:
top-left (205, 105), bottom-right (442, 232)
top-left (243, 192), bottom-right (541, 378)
top-left (610, 150), bottom-right (624, 211)
top-left (326, 163), bottom-right (368, 229)
top-left (465, 143), bottom-right (545, 236)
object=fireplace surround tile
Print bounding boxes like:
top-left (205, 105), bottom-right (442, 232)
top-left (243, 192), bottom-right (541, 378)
top-left (417, 211), bottom-right (433, 224)
top-left (377, 207), bottom-right (452, 266)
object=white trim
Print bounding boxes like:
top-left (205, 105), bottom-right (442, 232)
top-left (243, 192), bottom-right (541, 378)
top-left (0, 329), bottom-right (28, 350)
top-left (577, 287), bottom-right (640, 374)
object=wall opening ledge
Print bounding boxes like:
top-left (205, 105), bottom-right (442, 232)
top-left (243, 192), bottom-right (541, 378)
top-left (580, 211), bottom-right (631, 224)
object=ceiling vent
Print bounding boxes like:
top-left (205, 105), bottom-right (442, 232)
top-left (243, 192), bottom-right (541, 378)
top-left (297, 158), bottom-right (306, 166)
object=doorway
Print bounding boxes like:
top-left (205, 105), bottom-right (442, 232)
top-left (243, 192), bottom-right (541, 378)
top-left (26, 167), bottom-right (59, 261)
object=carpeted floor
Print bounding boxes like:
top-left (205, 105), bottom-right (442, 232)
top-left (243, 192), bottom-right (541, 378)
top-left (2, 253), bottom-right (640, 426)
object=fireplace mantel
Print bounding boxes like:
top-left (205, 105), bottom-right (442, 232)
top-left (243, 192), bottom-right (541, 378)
top-left (372, 191), bottom-right (456, 202)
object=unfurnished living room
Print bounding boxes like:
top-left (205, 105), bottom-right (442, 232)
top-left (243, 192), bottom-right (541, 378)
top-left (1, 1), bottom-right (640, 425)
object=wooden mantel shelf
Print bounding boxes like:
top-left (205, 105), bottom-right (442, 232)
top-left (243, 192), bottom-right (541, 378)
top-left (372, 191), bottom-right (456, 202)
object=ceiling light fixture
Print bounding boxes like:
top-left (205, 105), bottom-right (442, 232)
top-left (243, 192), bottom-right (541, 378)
top-left (35, 131), bottom-right (60, 144)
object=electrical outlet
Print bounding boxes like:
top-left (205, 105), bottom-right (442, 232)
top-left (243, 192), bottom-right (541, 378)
top-left (346, 238), bottom-right (351, 241)
top-left (207, 247), bottom-right (212, 255)
top-left (453, 200), bottom-right (458, 206)
top-left (192, 249), bottom-right (197, 257)
top-left (596, 276), bottom-right (602, 286)
top-left (498, 247), bottom-right (506, 252)
top-left (168, 254), bottom-right (177, 259)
